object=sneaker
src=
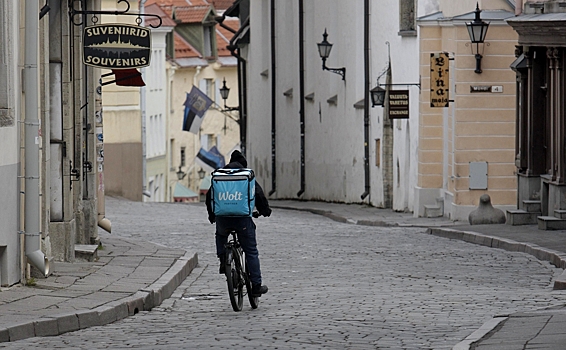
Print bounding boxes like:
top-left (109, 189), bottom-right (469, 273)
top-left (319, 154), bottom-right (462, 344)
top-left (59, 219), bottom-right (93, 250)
top-left (251, 284), bottom-right (268, 297)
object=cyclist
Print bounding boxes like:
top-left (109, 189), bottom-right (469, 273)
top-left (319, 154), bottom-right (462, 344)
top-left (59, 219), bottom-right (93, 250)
top-left (205, 150), bottom-right (272, 297)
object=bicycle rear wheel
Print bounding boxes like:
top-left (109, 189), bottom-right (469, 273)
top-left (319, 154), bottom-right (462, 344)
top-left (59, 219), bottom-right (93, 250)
top-left (225, 249), bottom-right (244, 311)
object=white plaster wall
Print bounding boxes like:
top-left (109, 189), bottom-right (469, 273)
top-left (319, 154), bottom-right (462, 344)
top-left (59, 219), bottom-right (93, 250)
top-left (247, 0), bottom-right (428, 207)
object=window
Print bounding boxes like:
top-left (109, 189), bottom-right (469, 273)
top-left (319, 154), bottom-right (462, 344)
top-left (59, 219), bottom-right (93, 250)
top-left (399, 0), bottom-right (416, 35)
top-left (180, 147), bottom-right (186, 167)
top-left (201, 133), bottom-right (217, 151)
top-left (205, 78), bottom-right (215, 102)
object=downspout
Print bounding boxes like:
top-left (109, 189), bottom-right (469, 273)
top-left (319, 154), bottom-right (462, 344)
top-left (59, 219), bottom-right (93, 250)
top-left (269, 0), bottom-right (276, 196)
top-left (297, 0), bottom-right (305, 197)
top-left (141, 0), bottom-right (150, 199)
top-left (361, 0), bottom-right (371, 200)
top-left (227, 18), bottom-right (248, 156)
top-left (95, 0), bottom-right (110, 232)
top-left (24, 0), bottom-right (50, 277)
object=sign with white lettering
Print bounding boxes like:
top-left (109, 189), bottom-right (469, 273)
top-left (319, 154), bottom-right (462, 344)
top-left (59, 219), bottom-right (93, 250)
top-left (430, 52), bottom-right (449, 107)
top-left (388, 90), bottom-right (409, 119)
top-left (83, 24), bottom-right (151, 69)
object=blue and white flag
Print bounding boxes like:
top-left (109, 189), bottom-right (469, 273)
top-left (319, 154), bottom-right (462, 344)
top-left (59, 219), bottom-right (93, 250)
top-left (182, 85), bottom-right (213, 134)
top-left (195, 146), bottom-right (225, 172)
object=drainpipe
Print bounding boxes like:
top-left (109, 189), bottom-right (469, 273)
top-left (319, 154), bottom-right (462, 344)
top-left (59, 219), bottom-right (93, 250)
top-left (361, 0), bottom-right (371, 200)
top-left (269, 0), bottom-right (277, 196)
top-left (141, 0), bottom-right (150, 199)
top-left (297, 0), bottom-right (305, 197)
top-left (227, 19), bottom-right (248, 156)
top-left (24, 0), bottom-right (50, 277)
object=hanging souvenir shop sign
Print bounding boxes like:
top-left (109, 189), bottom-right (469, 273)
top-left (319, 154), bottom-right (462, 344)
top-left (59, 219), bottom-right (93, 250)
top-left (83, 23), bottom-right (151, 69)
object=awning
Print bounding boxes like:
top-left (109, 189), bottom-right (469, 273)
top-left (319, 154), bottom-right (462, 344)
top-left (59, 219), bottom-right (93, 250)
top-left (100, 69), bottom-right (145, 87)
top-left (173, 182), bottom-right (198, 199)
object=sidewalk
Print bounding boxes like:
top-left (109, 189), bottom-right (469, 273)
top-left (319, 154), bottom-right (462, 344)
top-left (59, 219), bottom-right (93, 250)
top-left (0, 234), bottom-right (198, 343)
top-left (271, 200), bottom-right (566, 350)
top-left (1, 199), bottom-right (565, 348)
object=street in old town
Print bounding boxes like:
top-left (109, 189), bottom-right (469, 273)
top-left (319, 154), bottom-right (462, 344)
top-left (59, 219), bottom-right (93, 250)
top-left (1, 197), bottom-right (566, 349)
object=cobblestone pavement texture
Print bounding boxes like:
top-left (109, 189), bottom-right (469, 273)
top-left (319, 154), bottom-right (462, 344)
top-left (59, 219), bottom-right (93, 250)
top-left (2, 198), bottom-right (565, 349)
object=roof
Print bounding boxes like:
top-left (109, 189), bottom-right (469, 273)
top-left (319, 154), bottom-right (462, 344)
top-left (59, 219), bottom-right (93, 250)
top-left (507, 13), bottom-right (566, 24)
top-left (173, 5), bottom-right (214, 23)
top-left (210, 0), bottom-right (235, 11)
top-left (146, 0), bottom-right (210, 6)
top-left (174, 31), bottom-right (202, 58)
top-left (173, 182), bottom-right (198, 198)
top-left (216, 18), bottom-right (239, 57)
top-left (452, 9), bottom-right (514, 21)
top-left (419, 10), bottom-right (514, 23)
top-left (144, 3), bottom-right (177, 28)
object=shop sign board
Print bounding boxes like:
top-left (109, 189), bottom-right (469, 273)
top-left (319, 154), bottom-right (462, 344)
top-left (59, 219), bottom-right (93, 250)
top-left (430, 52), bottom-right (449, 107)
top-left (388, 90), bottom-right (409, 119)
top-left (83, 24), bottom-right (151, 69)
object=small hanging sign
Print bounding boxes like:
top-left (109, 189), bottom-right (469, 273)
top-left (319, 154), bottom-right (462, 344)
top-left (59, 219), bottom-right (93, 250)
top-left (83, 24), bottom-right (151, 69)
top-left (388, 90), bottom-right (409, 119)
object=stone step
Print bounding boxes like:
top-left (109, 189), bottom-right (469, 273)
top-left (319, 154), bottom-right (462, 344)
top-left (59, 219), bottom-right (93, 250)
top-left (522, 200), bottom-right (541, 213)
top-left (424, 204), bottom-right (442, 218)
top-left (74, 244), bottom-right (99, 262)
top-left (506, 209), bottom-right (540, 225)
top-left (555, 209), bottom-right (566, 220)
top-left (537, 216), bottom-right (566, 230)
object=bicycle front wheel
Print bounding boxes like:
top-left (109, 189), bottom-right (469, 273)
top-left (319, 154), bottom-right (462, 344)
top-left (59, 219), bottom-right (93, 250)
top-left (225, 249), bottom-right (244, 311)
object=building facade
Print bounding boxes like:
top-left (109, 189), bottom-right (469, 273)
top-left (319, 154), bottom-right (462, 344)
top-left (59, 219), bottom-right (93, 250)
top-left (0, 0), bottom-right (105, 286)
top-left (416, 1), bottom-right (518, 221)
top-left (507, 0), bottom-right (566, 228)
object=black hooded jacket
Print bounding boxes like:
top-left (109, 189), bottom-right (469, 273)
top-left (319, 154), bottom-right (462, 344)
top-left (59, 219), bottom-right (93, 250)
top-left (205, 152), bottom-right (271, 223)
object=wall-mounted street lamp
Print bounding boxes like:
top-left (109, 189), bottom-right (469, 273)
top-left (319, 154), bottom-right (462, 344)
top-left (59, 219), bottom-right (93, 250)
top-left (317, 29), bottom-right (346, 80)
top-left (466, 3), bottom-right (490, 74)
top-left (198, 168), bottom-right (206, 180)
top-left (219, 78), bottom-right (239, 112)
top-left (176, 165), bottom-right (187, 181)
top-left (370, 84), bottom-right (387, 107)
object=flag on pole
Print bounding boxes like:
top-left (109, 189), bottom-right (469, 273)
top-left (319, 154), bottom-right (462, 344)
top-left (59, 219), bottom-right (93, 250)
top-left (195, 146), bottom-right (225, 172)
top-left (182, 85), bottom-right (213, 134)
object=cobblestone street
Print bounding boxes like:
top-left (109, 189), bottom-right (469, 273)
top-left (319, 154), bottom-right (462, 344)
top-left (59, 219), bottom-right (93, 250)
top-left (3, 197), bottom-right (566, 349)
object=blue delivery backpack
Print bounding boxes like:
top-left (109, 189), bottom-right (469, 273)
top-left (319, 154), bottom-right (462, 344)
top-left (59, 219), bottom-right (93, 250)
top-left (211, 168), bottom-right (256, 217)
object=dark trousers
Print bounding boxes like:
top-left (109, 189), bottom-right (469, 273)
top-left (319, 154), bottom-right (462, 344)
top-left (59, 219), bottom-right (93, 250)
top-left (215, 216), bottom-right (262, 285)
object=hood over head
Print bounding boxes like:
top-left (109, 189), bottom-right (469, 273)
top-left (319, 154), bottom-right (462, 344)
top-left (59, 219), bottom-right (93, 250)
top-left (229, 150), bottom-right (247, 168)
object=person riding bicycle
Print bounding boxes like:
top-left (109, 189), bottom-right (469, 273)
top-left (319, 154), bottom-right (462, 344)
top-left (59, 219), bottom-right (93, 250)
top-left (205, 150), bottom-right (272, 297)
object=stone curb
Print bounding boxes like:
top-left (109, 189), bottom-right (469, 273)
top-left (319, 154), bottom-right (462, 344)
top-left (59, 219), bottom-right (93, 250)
top-left (426, 228), bottom-right (566, 290)
top-left (0, 251), bottom-right (198, 343)
top-left (452, 316), bottom-right (508, 350)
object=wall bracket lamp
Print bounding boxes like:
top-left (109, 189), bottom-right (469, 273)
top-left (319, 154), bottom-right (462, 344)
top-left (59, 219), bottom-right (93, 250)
top-left (465, 3), bottom-right (490, 74)
top-left (219, 78), bottom-right (240, 112)
top-left (317, 29), bottom-right (346, 80)
top-left (176, 166), bottom-right (187, 181)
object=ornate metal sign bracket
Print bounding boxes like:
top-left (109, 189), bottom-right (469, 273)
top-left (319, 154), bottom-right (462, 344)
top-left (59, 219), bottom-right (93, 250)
top-left (69, 0), bottom-right (162, 28)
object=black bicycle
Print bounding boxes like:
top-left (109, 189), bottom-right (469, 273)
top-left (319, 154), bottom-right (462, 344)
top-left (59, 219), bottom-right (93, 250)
top-left (224, 229), bottom-right (259, 311)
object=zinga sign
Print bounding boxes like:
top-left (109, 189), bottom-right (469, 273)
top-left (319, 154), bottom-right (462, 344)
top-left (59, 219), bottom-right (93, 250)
top-left (83, 24), bottom-right (151, 69)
